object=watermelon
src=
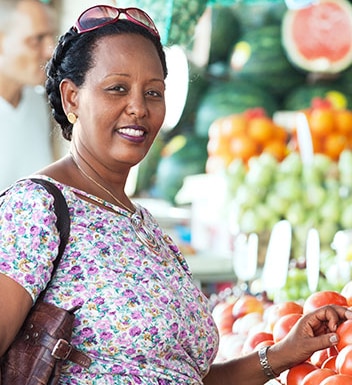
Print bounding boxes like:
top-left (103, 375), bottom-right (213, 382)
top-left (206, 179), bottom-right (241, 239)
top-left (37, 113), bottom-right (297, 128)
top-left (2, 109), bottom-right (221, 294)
top-left (194, 79), bottom-right (279, 138)
top-left (230, 24), bottom-right (306, 97)
top-left (282, 0), bottom-right (352, 74)
top-left (232, 1), bottom-right (286, 33)
top-left (154, 134), bottom-right (208, 203)
top-left (208, 4), bottom-right (241, 65)
top-left (283, 82), bottom-right (352, 110)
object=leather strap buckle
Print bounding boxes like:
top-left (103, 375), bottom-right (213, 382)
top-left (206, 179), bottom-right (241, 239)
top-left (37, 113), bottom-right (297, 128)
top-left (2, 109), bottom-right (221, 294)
top-left (51, 338), bottom-right (72, 360)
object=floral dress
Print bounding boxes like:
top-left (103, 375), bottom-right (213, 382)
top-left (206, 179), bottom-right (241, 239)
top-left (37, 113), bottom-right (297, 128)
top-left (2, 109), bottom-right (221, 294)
top-left (0, 177), bottom-right (219, 384)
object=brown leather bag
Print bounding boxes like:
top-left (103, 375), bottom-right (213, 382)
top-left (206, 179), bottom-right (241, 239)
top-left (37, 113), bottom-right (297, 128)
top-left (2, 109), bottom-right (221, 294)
top-left (0, 179), bottom-right (91, 385)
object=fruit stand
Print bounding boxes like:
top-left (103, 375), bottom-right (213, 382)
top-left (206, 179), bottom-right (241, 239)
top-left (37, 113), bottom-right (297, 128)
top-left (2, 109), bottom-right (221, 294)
top-left (129, 0), bottom-right (352, 301)
top-left (127, 0), bottom-right (352, 379)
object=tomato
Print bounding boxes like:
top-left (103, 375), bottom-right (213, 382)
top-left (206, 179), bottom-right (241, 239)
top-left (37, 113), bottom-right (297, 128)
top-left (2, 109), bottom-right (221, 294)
top-left (336, 345), bottom-right (352, 376)
top-left (322, 356), bottom-right (337, 371)
top-left (286, 362), bottom-right (317, 385)
top-left (310, 347), bottom-right (337, 368)
top-left (336, 320), bottom-right (352, 352)
top-left (301, 368), bottom-right (336, 385)
top-left (231, 294), bottom-right (264, 320)
top-left (266, 301), bottom-right (303, 332)
top-left (241, 331), bottom-right (273, 354)
top-left (254, 339), bottom-right (274, 351)
top-left (303, 291), bottom-right (348, 314)
top-left (320, 374), bottom-right (352, 385)
top-left (232, 311), bottom-right (263, 335)
top-left (211, 300), bottom-right (235, 336)
top-left (273, 313), bottom-right (302, 343)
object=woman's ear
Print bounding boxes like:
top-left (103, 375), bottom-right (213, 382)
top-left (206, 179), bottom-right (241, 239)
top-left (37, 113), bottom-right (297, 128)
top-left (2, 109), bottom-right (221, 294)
top-left (60, 79), bottom-right (79, 116)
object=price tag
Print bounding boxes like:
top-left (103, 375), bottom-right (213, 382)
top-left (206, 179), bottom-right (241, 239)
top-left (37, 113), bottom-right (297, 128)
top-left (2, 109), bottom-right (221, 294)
top-left (262, 220), bottom-right (292, 291)
top-left (306, 228), bottom-right (320, 292)
top-left (296, 112), bottom-right (314, 165)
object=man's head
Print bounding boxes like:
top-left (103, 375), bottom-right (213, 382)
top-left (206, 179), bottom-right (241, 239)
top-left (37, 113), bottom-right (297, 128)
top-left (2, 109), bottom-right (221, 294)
top-left (0, 0), bottom-right (56, 91)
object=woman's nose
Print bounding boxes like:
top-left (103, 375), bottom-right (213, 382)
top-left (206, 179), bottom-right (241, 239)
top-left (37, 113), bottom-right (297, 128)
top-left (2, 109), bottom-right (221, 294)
top-left (126, 94), bottom-right (147, 118)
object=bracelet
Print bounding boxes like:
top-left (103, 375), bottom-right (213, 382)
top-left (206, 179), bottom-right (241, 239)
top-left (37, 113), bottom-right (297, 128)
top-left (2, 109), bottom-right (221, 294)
top-left (258, 346), bottom-right (277, 380)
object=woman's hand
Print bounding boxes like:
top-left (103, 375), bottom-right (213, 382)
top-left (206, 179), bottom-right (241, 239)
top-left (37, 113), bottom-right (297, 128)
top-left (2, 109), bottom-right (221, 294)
top-left (269, 305), bottom-right (352, 374)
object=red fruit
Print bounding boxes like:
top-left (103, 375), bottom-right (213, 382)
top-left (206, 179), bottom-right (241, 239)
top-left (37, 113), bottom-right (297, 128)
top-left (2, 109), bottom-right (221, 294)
top-left (336, 320), bottom-right (352, 352)
top-left (336, 345), bottom-right (352, 376)
top-left (232, 295), bottom-right (264, 320)
top-left (302, 368), bottom-right (336, 385)
top-left (311, 97), bottom-right (333, 109)
top-left (286, 362), bottom-right (317, 385)
top-left (255, 339), bottom-right (275, 351)
top-left (241, 331), bottom-right (273, 354)
top-left (303, 291), bottom-right (348, 314)
top-left (310, 348), bottom-right (337, 368)
top-left (273, 313), bottom-right (302, 343)
top-left (282, 0), bottom-right (352, 74)
top-left (320, 374), bottom-right (352, 385)
top-left (266, 301), bottom-right (303, 332)
top-left (322, 356), bottom-right (338, 371)
top-left (212, 300), bottom-right (235, 336)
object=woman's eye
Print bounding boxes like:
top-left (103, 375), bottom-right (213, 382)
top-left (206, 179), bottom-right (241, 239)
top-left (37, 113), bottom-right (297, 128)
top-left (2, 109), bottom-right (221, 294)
top-left (147, 90), bottom-right (163, 98)
top-left (107, 85), bottom-right (126, 92)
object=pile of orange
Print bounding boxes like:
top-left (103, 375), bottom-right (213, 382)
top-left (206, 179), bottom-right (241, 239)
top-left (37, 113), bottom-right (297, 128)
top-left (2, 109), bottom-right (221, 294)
top-left (206, 108), bottom-right (288, 173)
top-left (290, 98), bottom-right (352, 161)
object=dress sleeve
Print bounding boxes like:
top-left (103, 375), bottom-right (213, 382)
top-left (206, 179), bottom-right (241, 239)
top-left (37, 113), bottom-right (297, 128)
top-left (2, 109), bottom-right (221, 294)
top-left (0, 179), bottom-right (61, 301)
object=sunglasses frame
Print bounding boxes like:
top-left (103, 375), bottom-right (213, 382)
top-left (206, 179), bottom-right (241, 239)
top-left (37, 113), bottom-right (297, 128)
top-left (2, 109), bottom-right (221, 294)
top-left (73, 5), bottom-right (160, 39)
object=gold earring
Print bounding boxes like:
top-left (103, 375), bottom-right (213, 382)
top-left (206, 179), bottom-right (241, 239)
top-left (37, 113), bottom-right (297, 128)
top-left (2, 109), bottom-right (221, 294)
top-left (67, 112), bottom-right (77, 124)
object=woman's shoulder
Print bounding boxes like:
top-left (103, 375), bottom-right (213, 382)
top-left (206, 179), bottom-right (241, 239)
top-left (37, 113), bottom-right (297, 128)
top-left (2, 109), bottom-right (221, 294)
top-left (0, 176), bottom-right (73, 215)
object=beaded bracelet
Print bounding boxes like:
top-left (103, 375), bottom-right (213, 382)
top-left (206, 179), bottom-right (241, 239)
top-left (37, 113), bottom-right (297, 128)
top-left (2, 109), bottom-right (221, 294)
top-left (258, 346), bottom-right (277, 380)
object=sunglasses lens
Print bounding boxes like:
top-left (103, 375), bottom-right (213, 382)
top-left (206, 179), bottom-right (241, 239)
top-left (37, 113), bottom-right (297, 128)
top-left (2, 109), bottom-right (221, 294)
top-left (126, 8), bottom-right (158, 35)
top-left (78, 6), bottom-right (119, 31)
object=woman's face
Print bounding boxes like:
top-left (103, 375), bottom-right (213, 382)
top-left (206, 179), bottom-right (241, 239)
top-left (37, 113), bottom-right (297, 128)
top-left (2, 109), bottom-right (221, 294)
top-left (68, 33), bottom-right (166, 172)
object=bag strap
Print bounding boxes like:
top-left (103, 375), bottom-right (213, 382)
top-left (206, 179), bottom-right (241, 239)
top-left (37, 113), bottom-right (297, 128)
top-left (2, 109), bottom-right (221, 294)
top-left (29, 178), bottom-right (70, 277)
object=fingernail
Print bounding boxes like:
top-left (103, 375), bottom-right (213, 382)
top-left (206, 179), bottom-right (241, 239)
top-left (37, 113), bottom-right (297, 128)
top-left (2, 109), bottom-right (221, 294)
top-left (330, 334), bottom-right (338, 344)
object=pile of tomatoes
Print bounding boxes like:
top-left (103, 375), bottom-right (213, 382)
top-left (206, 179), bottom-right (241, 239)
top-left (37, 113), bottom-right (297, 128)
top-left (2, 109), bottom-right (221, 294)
top-left (212, 285), bottom-right (352, 385)
top-left (206, 107), bottom-right (288, 173)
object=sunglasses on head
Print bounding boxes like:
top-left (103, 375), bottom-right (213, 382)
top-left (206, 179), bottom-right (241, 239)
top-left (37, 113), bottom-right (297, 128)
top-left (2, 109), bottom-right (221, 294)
top-left (73, 5), bottom-right (160, 39)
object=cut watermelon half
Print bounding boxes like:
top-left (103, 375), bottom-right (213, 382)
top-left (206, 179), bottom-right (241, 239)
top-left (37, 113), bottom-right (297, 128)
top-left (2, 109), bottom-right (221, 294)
top-left (282, 0), bottom-right (352, 73)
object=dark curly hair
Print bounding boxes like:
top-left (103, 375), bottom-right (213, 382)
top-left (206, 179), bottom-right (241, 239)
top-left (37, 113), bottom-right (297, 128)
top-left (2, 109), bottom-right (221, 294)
top-left (45, 20), bottom-right (168, 141)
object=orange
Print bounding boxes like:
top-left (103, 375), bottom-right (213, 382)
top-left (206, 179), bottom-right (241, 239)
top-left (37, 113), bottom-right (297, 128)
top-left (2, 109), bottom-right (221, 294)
top-left (273, 125), bottom-right (289, 142)
top-left (207, 136), bottom-right (230, 157)
top-left (335, 109), bottom-right (352, 136)
top-left (209, 114), bottom-right (247, 140)
top-left (324, 133), bottom-right (348, 160)
top-left (248, 117), bottom-right (275, 144)
top-left (309, 108), bottom-right (335, 138)
top-left (230, 135), bottom-right (258, 162)
top-left (222, 114), bottom-right (248, 137)
top-left (312, 136), bottom-right (325, 154)
top-left (263, 139), bottom-right (288, 161)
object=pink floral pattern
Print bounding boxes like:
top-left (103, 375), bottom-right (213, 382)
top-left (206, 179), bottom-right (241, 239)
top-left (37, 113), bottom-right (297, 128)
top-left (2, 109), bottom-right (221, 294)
top-left (0, 177), bottom-right (219, 384)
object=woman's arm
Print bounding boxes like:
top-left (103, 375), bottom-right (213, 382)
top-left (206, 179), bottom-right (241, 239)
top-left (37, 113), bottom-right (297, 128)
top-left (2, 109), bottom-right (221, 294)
top-left (203, 305), bottom-right (352, 385)
top-left (0, 273), bottom-right (32, 356)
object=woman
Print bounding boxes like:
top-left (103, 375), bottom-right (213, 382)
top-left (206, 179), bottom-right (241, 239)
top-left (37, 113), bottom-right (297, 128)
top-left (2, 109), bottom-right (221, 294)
top-left (0, 5), bottom-right (351, 384)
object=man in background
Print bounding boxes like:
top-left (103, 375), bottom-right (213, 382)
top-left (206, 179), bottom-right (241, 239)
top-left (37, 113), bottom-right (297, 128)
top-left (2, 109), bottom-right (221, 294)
top-left (0, 0), bottom-right (57, 190)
